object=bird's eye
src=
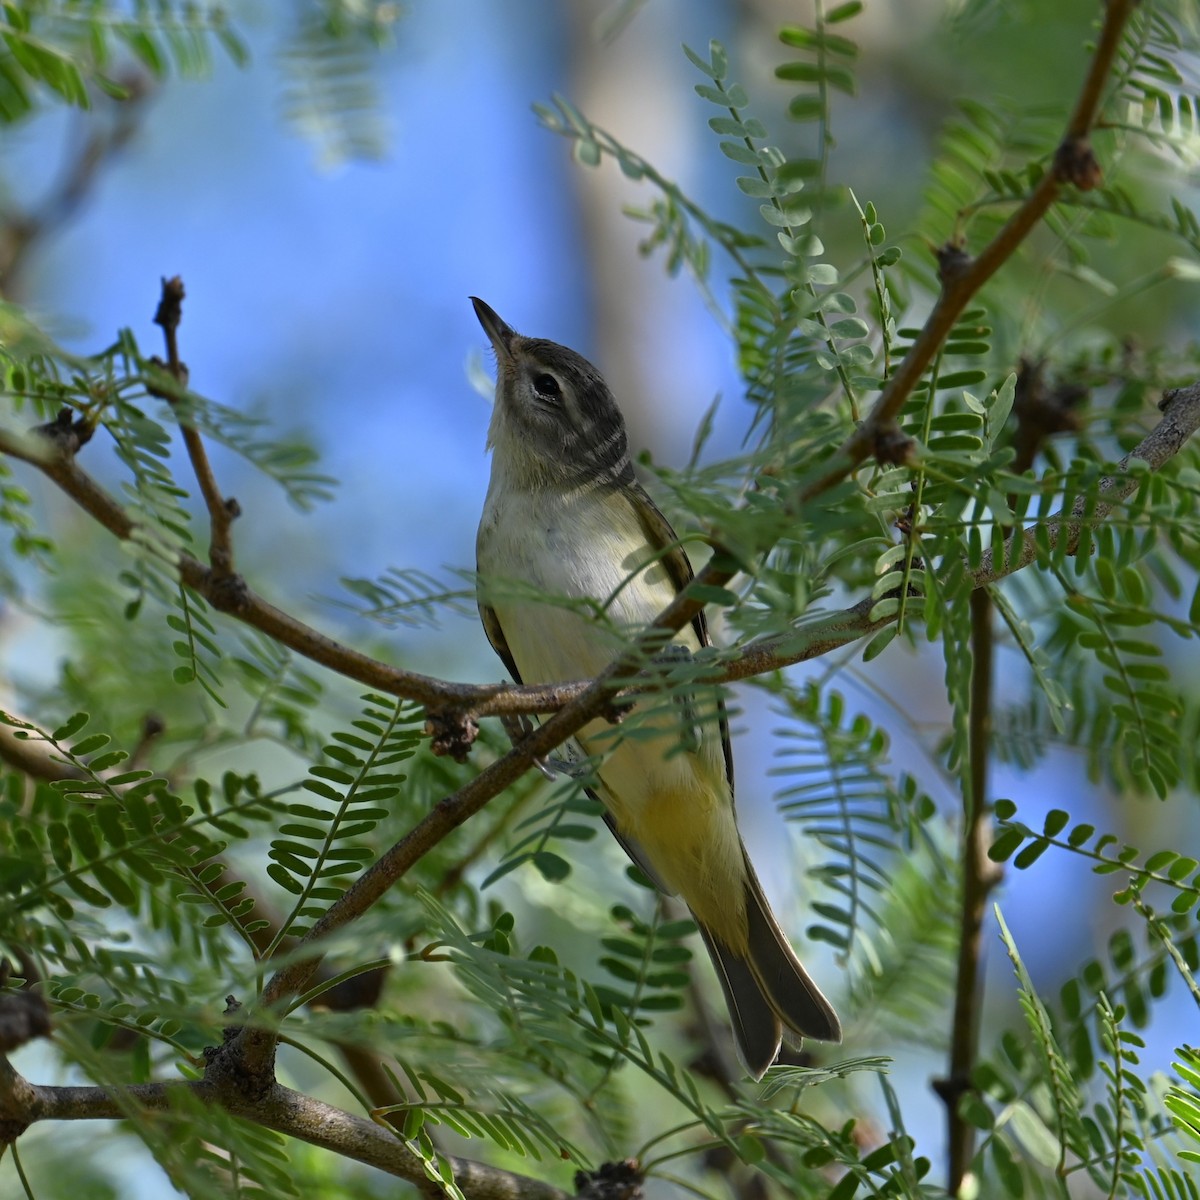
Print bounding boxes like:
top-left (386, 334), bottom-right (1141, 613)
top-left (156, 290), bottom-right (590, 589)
top-left (532, 373), bottom-right (562, 402)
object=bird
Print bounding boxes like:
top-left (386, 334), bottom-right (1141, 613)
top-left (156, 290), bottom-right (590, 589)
top-left (471, 297), bottom-right (840, 1078)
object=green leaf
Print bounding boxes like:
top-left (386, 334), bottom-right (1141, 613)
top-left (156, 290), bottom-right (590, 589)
top-left (532, 851), bottom-right (571, 882)
top-left (827, 1), bottom-right (864, 20)
top-left (861, 625), bottom-right (898, 662)
top-left (989, 828), bottom-right (1026, 862)
top-left (52, 713), bottom-right (89, 741)
top-left (682, 42), bottom-right (717, 80)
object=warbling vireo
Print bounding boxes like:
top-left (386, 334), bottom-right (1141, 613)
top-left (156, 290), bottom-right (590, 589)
top-left (472, 298), bottom-right (840, 1077)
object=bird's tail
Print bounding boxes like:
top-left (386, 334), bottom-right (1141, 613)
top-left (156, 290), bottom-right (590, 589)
top-left (697, 864), bottom-right (841, 1080)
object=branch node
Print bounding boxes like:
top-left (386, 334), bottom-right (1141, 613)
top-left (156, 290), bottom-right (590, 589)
top-left (202, 998), bottom-right (276, 1103)
top-left (574, 1159), bottom-right (644, 1200)
top-left (127, 712), bottom-right (167, 770)
top-left (599, 696), bottom-right (632, 726)
top-left (932, 1072), bottom-right (974, 1110)
top-left (146, 354), bottom-right (189, 394)
top-left (936, 241), bottom-right (972, 286)
top-left (35, 407), bottom-right (95, 457)
top-left (425, 708), bottom-right (479, 763)
top-left (1159, 385), bottom-right (1188, 413)
top-left (1053, 135), bottom-right (1103, 190)
top-left (1012, 358), bottom-right (1087, 469)
top-left (0, 959), bottom-right (51, 1052)
top-left (153, 275), bottom-right (185, 342)
top-left (207, 572), bottom-right (250, 611)
top-left (872, 422), bottom-right (917, 467)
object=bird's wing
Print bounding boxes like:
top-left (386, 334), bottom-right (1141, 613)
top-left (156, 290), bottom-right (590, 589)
top-left (624, 479), bottom-right (707, 646)
top-left (478, 598), bottom-right (524, 687)
top-left (623, 479), bottom-right (735, 794)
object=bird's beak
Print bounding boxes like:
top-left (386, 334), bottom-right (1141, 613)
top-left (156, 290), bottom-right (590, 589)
top-left (470, 297), bottom-right (515, 364)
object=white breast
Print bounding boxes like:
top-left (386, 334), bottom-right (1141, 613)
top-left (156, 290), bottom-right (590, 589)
top-left (478, 483), bottom-right (688, 679)
top-left (477, 479), bottom-right (727, 827)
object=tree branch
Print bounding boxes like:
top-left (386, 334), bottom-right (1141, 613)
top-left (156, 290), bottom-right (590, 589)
top-left (919, 7), bottom-right (1147, 1172)
top-left (940, 587), bottom-right (999, 1195)
top-left (2, 379), bottom-right (1196, 737)
top-left (0, 417), bottom-right (511, 710)
top-left (0, 1059), bottom-right (568, 1200)
top-left (937, 368), bottom-right (1079, 1196)
top-left (795, 0), bottom-right (1137, 505)
top-left (0, 79), bottom-right (150, 301)
top-left (148, 275), bottom-right (241, 577)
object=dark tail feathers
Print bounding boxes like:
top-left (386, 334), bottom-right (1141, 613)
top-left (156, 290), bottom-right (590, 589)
top-left (698, 868), bottom-right (840, 1080)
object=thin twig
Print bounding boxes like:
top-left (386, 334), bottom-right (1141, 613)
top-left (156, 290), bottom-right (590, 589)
top-left (150, 276), bottom-right (240, 576)
top-left (940, 587), bottom-right (1001, 1194)
top-left (938, 361), bottom-right (1082, 1192)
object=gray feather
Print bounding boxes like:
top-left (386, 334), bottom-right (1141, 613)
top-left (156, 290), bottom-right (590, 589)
top-left (697, 923), bottom-right (782, 1080)
top-left (740, 863), bottom-right (842, 1045)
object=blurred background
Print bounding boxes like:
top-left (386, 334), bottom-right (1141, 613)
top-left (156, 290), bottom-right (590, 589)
top-left (2, 0), bottom-right (1197, 1191)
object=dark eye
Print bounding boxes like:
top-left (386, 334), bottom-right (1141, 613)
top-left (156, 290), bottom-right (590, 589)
top-left (532, 373), bottom-right (562, 402)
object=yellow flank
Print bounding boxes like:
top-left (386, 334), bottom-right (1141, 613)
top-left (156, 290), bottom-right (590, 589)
top-left (614, 775), bottom-right (750, 955)
top-left (578, 695), bottom-right (749, 954)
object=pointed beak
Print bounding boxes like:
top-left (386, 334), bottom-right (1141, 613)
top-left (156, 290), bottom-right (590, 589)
top-left (470, 297), bottom-right (515, 364)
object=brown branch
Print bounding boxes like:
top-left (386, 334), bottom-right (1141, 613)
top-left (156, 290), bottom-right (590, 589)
top-left (0, 408), bottom-right (722, 720)
top-left (794, 0), bottom-right (1137, 507)
top-left (938, 360), bottom-right (1087, 1192)
top-left (2, 377), bottom-right (1197, 738)
top-left (0, 418), bottom-right (505, 710)
top-left (939, 588), bottom-right (1001, 1195)
top-left (801, 384), bottom-right (1200, 1188)
top-left (928, 374), bottom-right (1200, 1189)
top-left (0, 1061), bottom-right (568, 1200)
top-left (149, 276), bottom-right (240, 577)
top-left (0, 78), bottom-right (150, 301)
